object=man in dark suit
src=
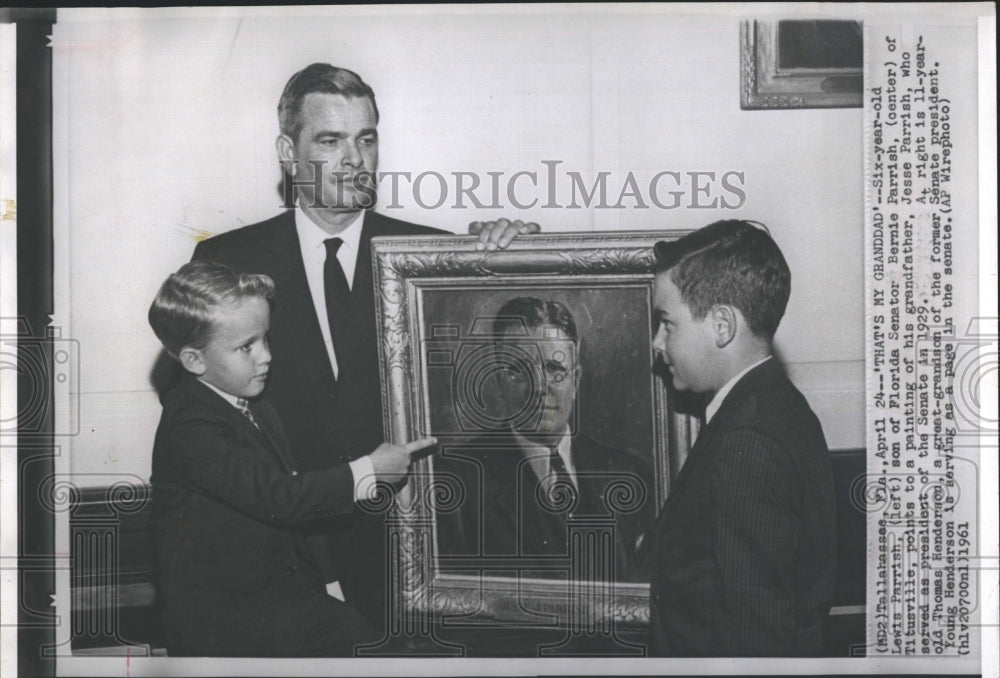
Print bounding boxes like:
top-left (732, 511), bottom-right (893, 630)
top-left (649, 220), bottom-right (836, 656)
top-left (191, 63), bottom-right (536, 630)
top-left (436, 297), bottom-right (653, 582)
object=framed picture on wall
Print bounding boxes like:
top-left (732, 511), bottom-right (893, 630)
top-left (370, 231), bottom-right (698, 645)
top-left (740, 19), bottom-right (864, 109)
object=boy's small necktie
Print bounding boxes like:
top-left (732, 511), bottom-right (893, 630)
top-left (236, 398), bottom-right (260, 429)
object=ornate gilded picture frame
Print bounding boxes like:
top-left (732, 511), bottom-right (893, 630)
top-left (371, 231), bottom-right (697, 642)
top-left (740, 19), bottom-right (863, 109)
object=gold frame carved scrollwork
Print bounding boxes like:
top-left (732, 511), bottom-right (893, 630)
top-left (371, 231), bottom-right (697, 635)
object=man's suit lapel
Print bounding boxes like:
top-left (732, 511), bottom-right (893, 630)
top-left (512, 443), bottom-right (570, 546)
top-left (481, 441), bottom-right (561, 550)
top-left (482, 446), bottom-right (522, 537)
top-left (570, 437), bottom-right (607, 516)
top-left (270, 212), bottom-right (338, 392)
top-left (335, 217), bottom-right (378, 371)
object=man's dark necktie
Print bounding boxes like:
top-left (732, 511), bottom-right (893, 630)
top-left (323, 237), bottom-right (351, 367)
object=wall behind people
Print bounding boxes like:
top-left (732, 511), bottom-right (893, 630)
top-left (52, 7), bottom-right (864, 483)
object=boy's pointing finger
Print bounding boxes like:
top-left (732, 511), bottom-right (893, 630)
top-left (403, 437), bottom-right (438, 456)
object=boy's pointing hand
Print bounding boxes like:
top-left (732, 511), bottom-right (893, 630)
top-left (369, 437), bottom-right (438, 483)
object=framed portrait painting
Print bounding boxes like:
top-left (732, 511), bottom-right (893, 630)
top-left (371, 231), bottom-right (697, 643)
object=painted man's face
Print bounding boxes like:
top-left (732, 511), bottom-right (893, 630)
top-left (495, 325), bottom-right (579, 438)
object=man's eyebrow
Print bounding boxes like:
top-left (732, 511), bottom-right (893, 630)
top-left (312, 127), bottom-right (378, 140)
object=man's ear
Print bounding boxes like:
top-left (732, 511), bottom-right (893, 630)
top-left (710, 305), bottom-right (738, 349)
top-left (178, 347), bottom-right (207, 376)
top-left (275, 134), bottom-right (297, 175)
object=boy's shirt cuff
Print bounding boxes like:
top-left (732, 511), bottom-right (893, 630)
top-left (348, 455), bottom-right (377, 503)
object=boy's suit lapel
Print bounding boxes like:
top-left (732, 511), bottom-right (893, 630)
top-left (662, 358), bottom-right (782, 509)
top-left (183, 376), bottom-right (297, 475)
top-left (247, 399), bottom-right (297, 475)
top-left (663, 413), bottom-right (719, 508)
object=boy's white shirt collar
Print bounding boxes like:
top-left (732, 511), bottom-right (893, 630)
top-left (704, 355), bottom-right (772, 425)
top-left (197, 377), bottom-right (244, 409)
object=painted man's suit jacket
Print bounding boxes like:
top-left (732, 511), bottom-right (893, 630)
top-left (151, 374), bottom-right (362, 656)
top-left (192, 209), bottom-right (443, 623)
top-left (649, 358), bottom-right (837, 656)
top-left (437, 433), bottom-right (654, 582)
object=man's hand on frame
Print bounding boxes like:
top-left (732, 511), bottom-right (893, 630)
top-left (468, 218), bottom-right (541, 250)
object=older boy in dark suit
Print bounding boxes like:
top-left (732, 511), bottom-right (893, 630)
top-left (649, 220), bottom-right (836, 656)
top-left (148, 260), bottom-right (434, 656)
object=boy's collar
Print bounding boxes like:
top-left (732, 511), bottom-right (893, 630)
top-left (196, 377), bottom-right (244, 410)
top-left (704, 355), bottom-right (772, 424)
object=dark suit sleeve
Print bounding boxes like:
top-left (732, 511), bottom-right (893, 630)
top-left (163, 410), bottom-right (356, 525)
top-left (708, 427), bottom-right (800, 656)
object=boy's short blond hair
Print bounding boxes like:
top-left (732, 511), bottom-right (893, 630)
top-left (148, 260), bottom-right (274, 358)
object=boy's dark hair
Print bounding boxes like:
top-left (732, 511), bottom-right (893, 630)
top-left (491, 296), bottom-right (578, 342)
top-left (277, 63), bottom-right (379, 141)
top-left (148, 260), bottom-right (275, 358)
top-left (654, 220), bottom-right (791, 339)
